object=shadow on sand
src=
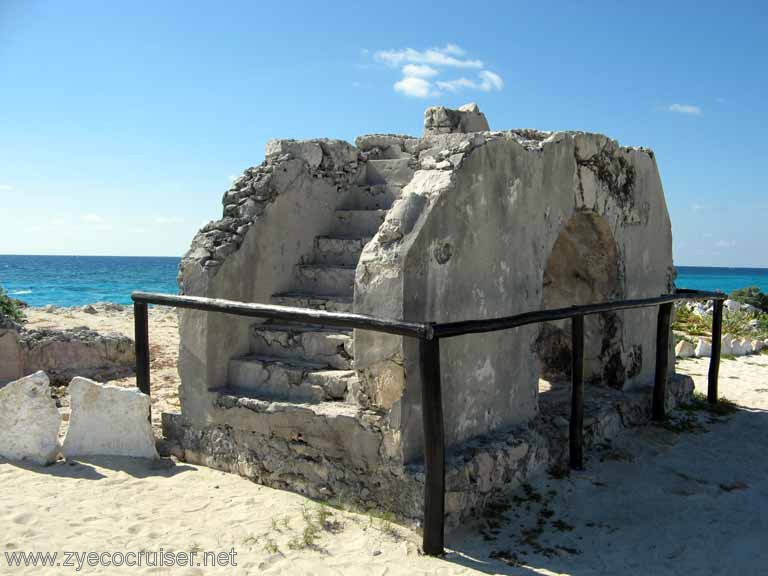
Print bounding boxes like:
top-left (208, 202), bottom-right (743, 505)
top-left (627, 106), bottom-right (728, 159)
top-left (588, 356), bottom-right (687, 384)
top-left (3, 455), bottom-right (195, 481)
top-left (434, 403), bottom-right (768, 575)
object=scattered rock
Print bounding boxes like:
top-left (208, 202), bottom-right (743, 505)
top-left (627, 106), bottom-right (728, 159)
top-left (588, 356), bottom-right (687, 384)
top-left (81, 304), bottom-right (97, 314)
top-left (675, 340), bottom-right (695, 358)
top-left (0, 371), bottom-right (61, 464)
top-left (721, 334), bottom-right (735, 356)
top-left (695, 338), bottom-right (712, 358)
top-left (423, 103), bottom-right (490, 135)
top-left (62, 377), bottom-right (158, 459)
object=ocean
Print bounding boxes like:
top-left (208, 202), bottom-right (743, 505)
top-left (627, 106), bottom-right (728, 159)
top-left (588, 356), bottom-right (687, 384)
top-left (0, 255), bottom-right (180, 307)
top-left (1, 255), bottom-right (767, 307)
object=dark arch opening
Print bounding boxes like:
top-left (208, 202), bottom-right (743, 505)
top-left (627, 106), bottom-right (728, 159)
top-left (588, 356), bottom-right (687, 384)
top-left (535, 211), bottom-right (625, 388)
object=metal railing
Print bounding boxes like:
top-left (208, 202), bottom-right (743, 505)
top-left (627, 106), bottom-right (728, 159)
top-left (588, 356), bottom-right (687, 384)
top-left (132, 288), bottom-right (726, 556)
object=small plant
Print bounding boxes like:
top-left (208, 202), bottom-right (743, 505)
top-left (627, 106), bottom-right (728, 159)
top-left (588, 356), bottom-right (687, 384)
top-left (679, 391), bottom-right (739, 417)
top-left (242, 534), bottom-right (259, 546)
top-left (0, 286), bottom-right (25, 323)
top-left (263, 537), bottom-right (280, 555)
top-left (672, 305), bottom-right (711, 336)
top-left (286, 504), bottom-right (344, 551)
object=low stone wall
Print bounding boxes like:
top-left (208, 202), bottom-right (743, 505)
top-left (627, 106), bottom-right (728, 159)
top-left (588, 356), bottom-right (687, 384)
top-left (162, 374), bottom-right (693, 528)
top-left (0, 321), bottom-right (134, 386)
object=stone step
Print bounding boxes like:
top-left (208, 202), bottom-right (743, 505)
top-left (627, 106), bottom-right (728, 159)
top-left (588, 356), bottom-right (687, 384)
top-left (331, 209), bottom-right (387, 237)
top-left (227, 355), bottom-right (356, 403)
top-left (295, 264), bottom-right (356, 296)
top-left (310, 236), bottom-right (370, 266)
top-left (338, 184), bottom-right (399, 210)
top-left (250, 322), bottom-right (353, 369)
top-left (271, 291), bottom-right (353, 313)
top-left (366, 158), bottom-right (415, 187)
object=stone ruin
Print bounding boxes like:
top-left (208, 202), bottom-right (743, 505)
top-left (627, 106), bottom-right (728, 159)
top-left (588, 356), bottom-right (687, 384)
top-left (0, 312), bottom-right (135, 386)
top-left (164, 103), bottom-right (692, 525)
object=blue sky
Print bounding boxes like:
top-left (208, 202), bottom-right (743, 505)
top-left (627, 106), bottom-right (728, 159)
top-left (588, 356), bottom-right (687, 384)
top-left (0, 0), bottom-right (766, 266)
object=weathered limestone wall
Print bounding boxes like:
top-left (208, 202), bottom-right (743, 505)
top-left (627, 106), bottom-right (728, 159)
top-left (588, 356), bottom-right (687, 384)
top-left (0, 326), bottom-right (23, 384)
top-left (177, 139), bottom-right (361, 423)
top-left (0, 316), bottom-right (134, 386)
top-left (356, 130), bottom-right (673, 462)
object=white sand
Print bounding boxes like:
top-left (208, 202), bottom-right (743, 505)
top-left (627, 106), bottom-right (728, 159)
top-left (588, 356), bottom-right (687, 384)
top-left (4, 311), bottom-right (768, 574)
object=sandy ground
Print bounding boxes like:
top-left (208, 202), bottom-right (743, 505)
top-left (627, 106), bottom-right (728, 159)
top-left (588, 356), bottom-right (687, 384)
top-left (3, 310), bottom-right (768, 574)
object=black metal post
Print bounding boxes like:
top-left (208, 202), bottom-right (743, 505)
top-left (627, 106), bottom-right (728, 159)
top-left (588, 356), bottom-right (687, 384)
top-left (134, 302), bottom-right (150, 396)
top-left (570, 315), bottom-right (585, 470)
top-left (653, 302), bottom-right (673, 421)
top-left (708, 299), bottom-right (724, 404)
top-left (420, 335), bottom-right (445, 556)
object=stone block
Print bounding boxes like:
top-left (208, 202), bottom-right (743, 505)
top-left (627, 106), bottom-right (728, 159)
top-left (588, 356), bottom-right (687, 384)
top-left (62, 377), bottom-right (157, 459)
top-left (695, 337), bottom-right (712, 357)
top-left (0, 371), bottom-right (60, 464)
top-left (675, 339), bottom-right (695, 358)
top-left (0, 328), bottom-right (23, 384)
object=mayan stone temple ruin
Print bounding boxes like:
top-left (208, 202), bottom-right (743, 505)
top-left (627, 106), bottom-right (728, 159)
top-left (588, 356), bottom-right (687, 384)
top-left (163, 103), bottom-right (691, 525)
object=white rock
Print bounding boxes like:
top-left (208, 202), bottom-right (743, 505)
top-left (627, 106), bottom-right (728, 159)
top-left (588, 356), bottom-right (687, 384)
top-left (695, 337), bottom-right (712, 358)
top-left (755, 340), bottom-right (765, 352)
top-left (81, 304), bottom-right (97, 314)
top-left (62, 377), bottom-right (158, 459)
top-left (724, 299), bottom-right (741, 313)
top-left (675, 340), bottom-right (695, 358)
top-left (730, 337), bottom-right (754, 356)
top-left (265, 139), bottom-right (323, 170)
top-left (0, 371), bottom-right (61, 464)
top-left (721, 334), bottom-right (734, 355)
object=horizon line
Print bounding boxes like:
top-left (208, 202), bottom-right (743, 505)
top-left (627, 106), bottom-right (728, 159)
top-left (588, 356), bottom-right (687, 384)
top-left (0, 254), bottom-right (767, 270)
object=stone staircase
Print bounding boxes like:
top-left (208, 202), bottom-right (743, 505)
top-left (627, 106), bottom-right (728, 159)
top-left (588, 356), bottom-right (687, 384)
top-left (223, 158), bottom-right (414, 406)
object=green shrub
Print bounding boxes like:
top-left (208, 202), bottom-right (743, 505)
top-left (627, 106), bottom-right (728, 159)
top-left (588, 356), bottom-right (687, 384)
top-left (730, 286), bottom-right (768, 313)
top-left (0, 287), bottom-right (25, 323)
top-left (672, 305), bottom-right (711, 336)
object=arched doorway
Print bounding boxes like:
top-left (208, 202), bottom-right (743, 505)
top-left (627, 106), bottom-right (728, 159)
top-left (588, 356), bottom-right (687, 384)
top-left (535, 211), bottom-right (625, 389)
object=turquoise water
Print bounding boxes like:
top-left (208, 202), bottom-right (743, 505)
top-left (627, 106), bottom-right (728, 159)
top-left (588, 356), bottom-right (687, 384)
top-left (0, 256), bottom-right (766, 307)
top-left (676, 266), bottom-right (768, 295)
top-left (0, 255), bottom-right (180, 307)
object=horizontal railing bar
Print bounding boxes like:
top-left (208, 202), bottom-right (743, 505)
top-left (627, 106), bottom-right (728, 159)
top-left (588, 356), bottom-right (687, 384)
top-left (131, 291), bottom-right (432, 339)
top-left (673, 288), bottom-right (727, 299)
top-left (433, 290), bottom-right (726, 339)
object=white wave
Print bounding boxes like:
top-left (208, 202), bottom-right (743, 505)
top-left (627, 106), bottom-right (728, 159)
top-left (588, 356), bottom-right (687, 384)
top-left (10, 290), bottom-right (32, 295)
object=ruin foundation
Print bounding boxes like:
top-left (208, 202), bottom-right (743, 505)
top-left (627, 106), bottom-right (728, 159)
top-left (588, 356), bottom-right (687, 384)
top-left (165, 103), bottom-right (685, 525)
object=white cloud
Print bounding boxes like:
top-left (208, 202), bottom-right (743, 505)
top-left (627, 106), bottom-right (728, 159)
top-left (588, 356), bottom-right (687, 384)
top-left (478, 70), bottom-right (504, 91)
top-left (154, 216), bottom-right (185, 225)
top-left (81, 213), bottom-right (104, 223)
top-left (375, 44), bottom-right (503, 99)
top-left (375, 44), bottom-right (483, 69)
top-left (0, 184), bottom-right (12, 192)
top-left (441, 43), bottom-right (465, 56)
top-left (437, 70), bottom-right (503, 93)
top-left (435, 77), bottom-right (475, 92)
top-left (668, 103), bottom-right (702, 115)
top-left (402, 64), bottom-right (439, 78)
top-left (394, 76), bottom-right (433, 98)
top-left (692, 203), bottom-right (705, 213)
